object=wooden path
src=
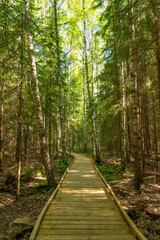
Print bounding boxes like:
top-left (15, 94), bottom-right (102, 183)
top-left (30, 153), bottom-right (147, 240)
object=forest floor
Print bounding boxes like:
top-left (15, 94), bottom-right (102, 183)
top-left (0, 153), bottom-right (73, 240)
top-left (1, 152), bottom-right (159, 240)
top-left (98, 153), bottom-right (160, 240)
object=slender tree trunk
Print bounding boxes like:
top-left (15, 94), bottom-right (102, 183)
top-left (130, 3), bottom-right (143, 189)
top-left (96, 41), bottom-right (101, 153)
top-left (152, 94), bottom-right (159, 173)
top-left (24, 0), bottom-right (56, 188)
top-left (0, 79), bottom-right (4, 172)
top-left (55, 109), bottom-right (60, 156)
top-left (48, 74), bottom-right (52, 159)
top-left (54, 0), bottom-right (66, 161)
top-left (67, 66), bottom-right (71, 155)
top-left (48, 115), bottom-right (52, 159)
top-left (126, 108), bottom-right (132, 162)
top-left (91, 35), bottom-right (96, 156)
top-left (24, 123), bottom-right (29, 165)
top-left (16, 26), bottom-right (24, 199)
top-left (82, 0), bottom-right (100, 163)
top-left (83, 51), bottom-right (87, 152)
top-left (150, 0), bottom-right (160, 109)
top-left (143, 93), bottom-right (151, 158)
top-left (121, 62), bottom-right (128, 169)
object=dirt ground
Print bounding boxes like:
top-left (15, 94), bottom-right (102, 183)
top-left (0, 153), bottom-right (71, 240)
top-left (100, 155), bottom-right (160, 240)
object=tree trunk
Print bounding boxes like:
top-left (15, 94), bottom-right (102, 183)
top-left (82, 0), bottom-right (100, 163)
top-left (83, 51), bottom-right (87, 152)
top-left (0, 79), bottom-right (4, 172)
top-left (152, 94), bottom-right (159, 173)
top-left (150, 0), bottom-right (160, 109)
top-left (121, 62), bottom-right (128, 169)
top-left (24, 123), bottom-right (29, 165)
top-left (17, 28), bottom-right (23, 200)
top-left (24, 0), bottom-right (57, 188)
top-left (130, 3), bottom-right (143, 189)
top-left (67, 66), bottom-right (71, 156)
top-left (143, 93), bottom-right (151, 158)
top-left (54, 0), bottom-right (66, 161)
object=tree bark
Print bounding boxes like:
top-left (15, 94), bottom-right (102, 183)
top-left (130, 3), bottom-right (143, 189)
top-left (83, 51), bottom-right (87, 152)
top-left (67, 65), bottom-right (71, 155)
top-left (24, 123), bottom-right (29, 165)
top-left (143, 93), bottom-right (151, 158)
top-left (54, 0), bottom-right (66, 161)
top-left (150, 0), bottom-right (160, 109)
top-left (121, 62), bottom-right (128, 169)
top-left (82, 0), bottom-right (100, 163)
top-left (0, 79), bottom-right (4, 172)
top-left (24, 0), bottom-right (57, 188)
top-left (152, 94), bottom-right (159, 173)
top-left (17, 27), bottom-right (23, 200)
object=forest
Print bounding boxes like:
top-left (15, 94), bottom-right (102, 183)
top-left (0, 0), bottom-right (160, 239)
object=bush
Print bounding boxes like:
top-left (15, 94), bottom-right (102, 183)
top-left (55, 160), bottom-right (69, 172)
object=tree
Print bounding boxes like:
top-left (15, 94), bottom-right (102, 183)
top-left (54, 0), bottom-right (66, 161)
top-left (24, 0), bottom-right (57, 188)
top-left (82, 0), bottom-right (101, 163)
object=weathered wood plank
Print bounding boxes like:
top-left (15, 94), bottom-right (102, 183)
top-left (46, 209), bottom-right (121, 217)
top-left (42, 219), bottom-right (126, 225)
top-left (43, 215), bottom-right (124, 221)
top-left (50, 202), bottom-right (115, 207)
top-left (54, 197), bottom-right (113, 202)
top-left (36, 235), bottom-right (136, 240)
top-left (40, 224), bottom-right (128, 229)
top-left (38, 228), bottom-right (130, 235)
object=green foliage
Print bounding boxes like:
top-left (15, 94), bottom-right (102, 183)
top-left (23, 168), bottom-right (35, 178)
top-left (36, 166), bottom-right (45, 176)
top-left (73, 146), bottom-right (83, 152)
top-left (97, 164), bottom-right (124, 181)
top-left (55, 160), bottom-right (69, 172)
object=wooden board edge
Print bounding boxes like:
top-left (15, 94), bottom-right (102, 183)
top-left (29, 157), bottom-right (75, 240)
top-left (90, 157), bottom-right (147, 240)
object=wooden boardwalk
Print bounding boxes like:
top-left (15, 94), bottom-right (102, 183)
top-left (30, 153), bottom-right (147, 240)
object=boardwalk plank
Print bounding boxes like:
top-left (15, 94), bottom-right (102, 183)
top-left (36, 235), bottom-right (136, 240)
top-left (40, 224), bottom-right (128, 229)
top-left (42, 219), bottom-right (126, 225)
top-left (43, 215), bottom-right (124, 221)
top-left (29, 153), bottom-right (147, 240)
top-left (38, 228), bottom-right (131, 235)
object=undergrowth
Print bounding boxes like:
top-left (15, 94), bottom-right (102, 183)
top-left (97, 164), bottom-right (125, 181)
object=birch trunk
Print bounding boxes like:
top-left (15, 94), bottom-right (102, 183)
top-left (82, 0), bottom-right (100, 163)
top-left (83, 51), bottom-right (87, 152)
top-left (24, 0), bottom-right (56, 188)
top-left (54, 0), bottom-right (66, 161)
